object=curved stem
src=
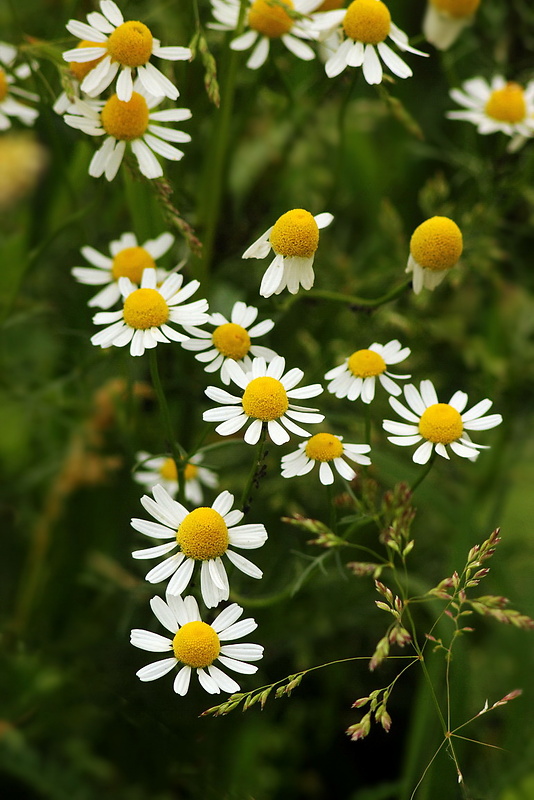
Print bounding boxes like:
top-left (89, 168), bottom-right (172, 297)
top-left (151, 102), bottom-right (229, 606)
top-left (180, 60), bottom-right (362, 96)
top-left (281, 279), bottom-right (412, 312)
top-left (410, 451), bottom-right (436, 493)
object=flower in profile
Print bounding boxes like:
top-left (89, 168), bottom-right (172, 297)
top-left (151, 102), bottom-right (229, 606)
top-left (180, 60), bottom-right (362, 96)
top-left (182, 301), bottom-right (278, 384)
top-left (134, 452), bottom-right (218, 505)
top-left (91, 267), bottom-right (209, 357)
top-left (63, 84), bottom-right (192, 181)
top-left (63, 0), bottom-right (191, 102)
top-left (383, 380), bottom-right (502, 464)
top-left (281, 432), bottom-right (371, 484)
top-left (406, 216), bottom-right (463, 295)
top-left (131, 487), bottom-right (267, 607)
top-left (423, 0), bottom-right (480, 51)
top-left (325, 340), bottom-right (410, 404)
top-left (203, 356), bottom-right (324, 445)
top-left (131, 593), bottom-right (263, 695)
top-left (0, 42), bottom-right (39, 130)
top-left (72, 231), bottom-right (175, 308)
top-left (243, 209), bottom-right (333, 297)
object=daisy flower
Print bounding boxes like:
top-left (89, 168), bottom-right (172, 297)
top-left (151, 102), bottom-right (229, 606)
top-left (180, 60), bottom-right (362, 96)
top-left (131, 593), bottom-right (263, 695)
top-left (63, 0), bottom-right (191, 102)
top-left (203, 356), bottom-right (324, 445)
top-left (131, 486), bottom-right (267, 608)
top-left (281, 432), bottom-right (371, 484)
top-left (0, 42), bottom-right (39, 130)
top-left (406, 216), bottom-right (463, 295)
top-left (134, 451), bottom-right (218, 505)
top-left (383, 380), bottom-right (502, 464)
top-left (91, 267), bottom-right (209, 357)
top-left (63, 83), bottom-right (192, 181)
top-left (325, 340), bottom-right (410, 404)
top-left (182, 301), bottom-right (278, 385)
top-left (423, 0), bottom-right (480, 51)
top-left (72, 231), bottom-right (175, 309)
top-left (54, 39), bottom-right (109, 115)
top-left (315, 0), bottom-right (428, 84)
top-left (243, 208), bottom-right (333, 297)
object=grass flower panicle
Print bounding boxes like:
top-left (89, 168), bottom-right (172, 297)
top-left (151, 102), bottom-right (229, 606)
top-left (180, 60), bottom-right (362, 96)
top-left (0, 42), bottom-right (39, 130)
top-left (281, 432), bottom-right (371, 484)
top-left (325, 340), bottom-right (410, 404)
top-left (134, 452), bottom-right (218, 505)
top-left (423, 0), bottom-right (480, 50)
top-left (407, 216), bottom-right (463, 294)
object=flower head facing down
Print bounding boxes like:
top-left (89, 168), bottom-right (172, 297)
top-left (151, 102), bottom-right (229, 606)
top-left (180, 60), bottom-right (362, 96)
top-left (325, 340), bottom-right (410, 404)
top-left (0, 43), bottom-right (39, 130)
top-left (407, 216), bottom-right (463, 294)
top-left (134, 452), bottom-right (218, 505)
top-left (132, 487), bottom-right (267, 608)
top-left (131, 593), bottom-right (263, 695)
top-left (383, 380), bottom-right (502, 464)
top-left (424, 0), bottom-right (480, 50)
top-left (282, 432), bottom-right (371, 484)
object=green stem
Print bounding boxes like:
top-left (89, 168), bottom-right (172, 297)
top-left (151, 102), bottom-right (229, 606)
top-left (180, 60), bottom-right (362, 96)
top-left (281, 279), bottom-right (412, 313)
top-left (148, 349), bottom-right (186, 504)
top-left (410, 451), bottom-right (436, 493)
top-left (240, 424), bottom-right (268, 513)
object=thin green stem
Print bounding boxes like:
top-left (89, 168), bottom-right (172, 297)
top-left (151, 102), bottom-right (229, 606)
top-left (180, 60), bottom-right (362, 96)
top-left (240, 424), bottom-right (268, 513)
top-left (410, 451), bottom-right (436, 493)
top-left (281, 279), bottom-right (412, 313)
top-left (148, 349), bottom-right (186, 504)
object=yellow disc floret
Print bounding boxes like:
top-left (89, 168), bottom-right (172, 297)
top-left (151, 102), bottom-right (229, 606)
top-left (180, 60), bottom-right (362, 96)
top-left (418, 403), bottom-right (463, 444)
top-left (122, 288), bottom-right (169, 329)
top-left (172, 621), bottom-right (220, 668)
top-left (485, 83), bottom-right (526, 124)
top-left (106, 20), bottom-right (153, 67)
top-left (0, 69), bottom-right (8, 102)
top-left (177, 507), bottom-right (229, 560)
top-left (242, 376), bottom-right (289, 421)
top-left (69, 40), bottom-right (106, 81)
top-left (348, 349), bottom-right (386, 378)
top-left (101, 92), bottom-right (149, 140)
top-left (159, 457), bottom-right (178, 481)
top-left (269, 209), bottom-right (319, 258)
top-left (305, 433), bottom-right (344, 462)
top-left (212, 323), bottom-right (251, 360)
top-left (248, 0), bottom-right (295, 38)
top-left (410, 216), bottom-right (463, 272)
top-left (112, 246), bottom-right (156, 283)
top-left (431, 0), bottom-right (480, 18)
top-left (343, 0), bottom-right (391, 44)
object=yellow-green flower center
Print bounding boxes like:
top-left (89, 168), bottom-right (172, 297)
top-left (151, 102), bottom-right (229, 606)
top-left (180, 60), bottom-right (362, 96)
top-left (122, 288), bottom-right (169, 329)
top-left (343, 0), bottom-right (391, 44)
top-left (242, 376), bottom-right (289, 421)
top-left (418, 403), bottom-right (463, 444)
top-left (485, 83), bottom-right (526, 124)
top-left (106, 20), bottom-right (153, 67)
top-left (177, 507), bottom-right (229, 560)
top-left (348, 349), bottom-right (386, 378)
top-left (172, 621), bottom-right (220, 668)
top-left (248, 0), bottom-right (295, 38)
top-left (111, 246), bottom-right (156, 283)
top-left (305, 433), bottom-right (344, 462)
top-left (0, 69), bottom-right (8, 102)
top-left (101, 92), bottom-right (149, 141)
top-left (212, 323), bottom-right (251, 360)
top-left (410, 216), bottom-right (463, 271)
top-left (69, 40), bottom-right (106, 81)
top-left (430, 0), bottom-right (480, 18)
top-left (269, 209), bottom-right (319, 258)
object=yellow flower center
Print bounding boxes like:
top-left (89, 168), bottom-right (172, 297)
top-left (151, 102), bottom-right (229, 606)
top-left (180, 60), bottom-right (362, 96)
top-left (111, 246), bottom-right (156, 283)
top-left (242, 376), bottom-right (289, 421)
top-left (212, 323), bottom-right (251, 360)
top-left (172, 621), bottom-right (220, 668)
top-left (106, 20), bottom-right (154, 67)
top-left (347, 349), bottom-right (386, 378)
top-left (177, 507), bottom-right (229, 560)
top-left (410, 216), bottom-right (463, 272)
top-left (430, 0), bottom-right (480, 18)
top-left (269, 209), bottom-right (319, 258)
top-left (0, 69), bottom-right (8, 102)
top-left (101, 92), bottom-right (149, 141)
top-left (418, 403), bottom-right (463, 444)
top-left (122, 288), bottom-right (169, 329)
top-left (184, 463), bottom-right (199, 481)
top-left (69, 40), bottom-right (106, 81)
top-left (485, 83), bottom-right (527, 124)
top-left (343, 0), bottom-right (391, 44)
top-left (305, 433), bottom-right (344, 462)
top-left (316, 0), bottom-right (345, 10)
top-left (248, 0), bottom-right (295, 38)
top-left (159, 459), bottom-right (198, 482)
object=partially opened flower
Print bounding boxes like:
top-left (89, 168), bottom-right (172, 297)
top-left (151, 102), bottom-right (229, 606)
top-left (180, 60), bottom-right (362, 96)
top-left (91, 267), bottom-right (209, 357)
top-left (407, 216), bottom-right (463, 294)
top-left (131, 593), bottom-right (263, 695)
top-left (134, 452), bottom-right (218, 505)
top-left (325, 340), bottom-right (410, 403)
top-left (243, 209), bottom-right (333, 297)
top-left (0, 42), bottom-right (39, 130)
top-left (182, 301), bottom-right (278, 384)
top-left (131, 487), bottom-right (267, 607)
top-left (63, 0), bottom-right (191, 101)
top-left (203, 356), bottom-right (324, 445)
top-left (281, 432), bottom-right (371, 484)
top-left (423, 0), bottom-right (480, 51)
top-left (383, 380), bottom-right (502, 464)
top-left (72, 231), bottom-right (175, 308)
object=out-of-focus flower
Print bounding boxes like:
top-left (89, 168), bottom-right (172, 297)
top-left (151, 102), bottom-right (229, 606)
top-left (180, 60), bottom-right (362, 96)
top-left (0, 42), bottom-right (39, 129)
top-left (0, 133), bottom-right (47, 209)
top-left (423, 0), bottom-right (480, 51)
top-left (325, 340), bottom-right (410, 403)
top-left (281, 432), bottom-right (371, 484)
top-left (134, 452), bottom-right (218, 505)
top-left (406, 216), bottom-right (463, 294)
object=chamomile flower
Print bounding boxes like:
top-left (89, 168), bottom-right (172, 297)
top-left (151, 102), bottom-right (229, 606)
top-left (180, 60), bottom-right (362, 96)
top-left (131, 593), bottom-right (263, 695)
top-left (72, 231), bottom-right (176, 309)
top-left (63, 83), bottom-right (192, 181)
top-left (325, 340), bottom-right (410, 404)
top-left (182, 301), bottom-right (278, 384)
top-left (406, 216), bottom-right (463, 295)
top-left (383, 380), bottom-right (502, 464)
top-left (131, 487), bottom-right (267, 608)
top-left (63, 0), bottom-right (191, 102)
top-left (0, 42), bottom-right (39, 130)
top-left (54, 39), bottom-right (108, 114)
top-left (316, 0), bottom-right (427, 84)
top-left (243, 209), bottom-right (333, 297)
top-left (91, 267), bottom-right (209, 357)
top-left (281, 432), bottom-right (371, 484)
top-left (423, 0), bottom-right (480, 51)
top-left (203, 356), bottom-right (324, 446)
top-left (134, 452), bottom-right (218, 505)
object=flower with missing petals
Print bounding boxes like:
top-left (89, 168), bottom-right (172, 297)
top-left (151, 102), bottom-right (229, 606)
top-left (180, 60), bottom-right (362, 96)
top-left (325, 340), bottom-right (410, 404)
top-left (424, 0), bottom-right (480, 51)
top-left (281, 432), bottom-right (371, 484)
top-left (406, 216), bottom-right (463, 294)
top-left (134, 452), bottom-right (218, 505)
